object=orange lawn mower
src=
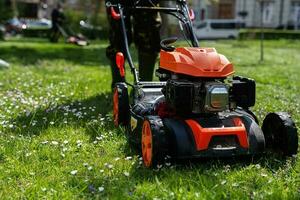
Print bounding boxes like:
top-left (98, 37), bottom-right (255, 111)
top-left (108, 0), bottom-right (298, 168)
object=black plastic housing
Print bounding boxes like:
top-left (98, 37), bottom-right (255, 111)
top-left (165, 80), bottom-right (194, 114)
top-left (231, 76), bottom-right (256, 108)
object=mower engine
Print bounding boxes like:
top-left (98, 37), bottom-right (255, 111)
top-left (157, 47), bottom-right (255, 115)
top-left (164, 79), bottom-right (229, 114)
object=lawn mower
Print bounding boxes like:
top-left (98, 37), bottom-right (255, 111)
top-left (56, 24), bottom-right (89, 46)
top-left (108, 0), bottom-right (298, 168)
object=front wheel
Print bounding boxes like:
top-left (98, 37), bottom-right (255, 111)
top-left (141, 116), bottom-right (169, 168)
top-left (262, 112), bottom-right (298, 156)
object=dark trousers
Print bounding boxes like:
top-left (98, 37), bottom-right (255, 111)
top-left (106, 3), bottom-right (161, 88)
top-left (50, 25), bottom-right (60, 43)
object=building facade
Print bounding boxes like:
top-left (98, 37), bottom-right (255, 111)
top-left (192, 0), bottom-right (300, 29)
top-left (192, 0), bottom-right (236, 20)
top-left (12, 0), bottom-right (300, 29)
top-left (14, 0), bottom-right (56, 18)
top-left (13, 0), bottom-right (90, 19)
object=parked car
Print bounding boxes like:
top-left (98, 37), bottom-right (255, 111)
top-left (194, 19), bottom-right (245, 39)
top-left (23, 18), bottom-right (52, 30)
top-left (22, 18), bottom-right (51, 38)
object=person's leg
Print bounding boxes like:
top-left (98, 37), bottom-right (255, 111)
top-left (54, 29), bottom-right (60, 42)
top-left (137, 52), bottom-right (158, 81)
top-left (106, 6), bottom-right (132, 89)
top-left (133, 5), bottom-right (161, 81)
top-left (50, 24), bottom-right (61, 43)
top-left (50, 26), bottom-right (57, 42)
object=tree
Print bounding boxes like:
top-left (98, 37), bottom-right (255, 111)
top-left (0, 0), bottom-right (13, 23)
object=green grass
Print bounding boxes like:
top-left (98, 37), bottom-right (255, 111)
top-left (0, 38), bottom-right (299, 199)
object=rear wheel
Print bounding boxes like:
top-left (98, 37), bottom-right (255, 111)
top-left (142, 116), bottom-right (168, 168)
top-left (262, 112), bottom-right (298, 156)
top-left (113, 83), bottom-right (130, 127)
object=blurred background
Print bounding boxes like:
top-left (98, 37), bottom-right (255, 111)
top-left (0, 0), bottom-right (300, 41)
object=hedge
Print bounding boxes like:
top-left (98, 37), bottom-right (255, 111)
top-left (80, 28), bottom-right (108, 40)
top-left (64, 10), bottom-right (109, 40)
top-left (22, 28), bottom-right (50, 38)
top-left (239, 29), bottom-right (300, 40)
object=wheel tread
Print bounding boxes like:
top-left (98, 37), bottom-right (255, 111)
top-left (262, 112), bottom-right (298, 156)
top-left (143, 116), bottom-right (169, 168)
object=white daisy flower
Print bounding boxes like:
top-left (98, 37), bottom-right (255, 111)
top-left (98, 186), bottom-right (104, 192)
top-left (70, 170), bottom-right (78, 175)
top-left (125, 156), bottom-right (132, 160)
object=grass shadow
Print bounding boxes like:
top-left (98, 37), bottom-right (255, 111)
top-left (0, 44), bottom-right (109, 66)
top-left (123, 144), bottom-right (295, 182)
top-left (10, 92), bottom-right (113, 137)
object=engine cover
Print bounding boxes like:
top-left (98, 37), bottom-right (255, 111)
top-left (160, 47), bottom-right (234, 78)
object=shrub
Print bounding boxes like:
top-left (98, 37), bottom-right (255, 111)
top-left (64, 10), bottom-right (108, 40)
top-left (22, 29), bottom-right (50, 38)
top-left (64, 10), bottom-right (85, 33)
top-left (0, 1), bottom-right (13, 23)
top-left (239, 29), bottom-right (300, 40)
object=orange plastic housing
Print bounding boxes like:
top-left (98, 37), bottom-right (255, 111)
top-left (160, 47), bottom-right (234, 78)
top-left (185, 118), bottom-right (249, 151)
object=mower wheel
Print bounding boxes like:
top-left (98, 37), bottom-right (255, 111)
top-left (246, 109), bottom-right (259, 125)
top-left (141, 116), bottom-right (168, 168)
top-left (113, 83), bottom-right (130, 127)
top-left (262, 112), bottom-right (298, 156)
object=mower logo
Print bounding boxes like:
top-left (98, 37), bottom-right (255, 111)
top-left (131, 117), bottom-right (138, 131)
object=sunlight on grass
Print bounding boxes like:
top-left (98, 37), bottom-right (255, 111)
top-left (0, 39), bottom-right (299, 199)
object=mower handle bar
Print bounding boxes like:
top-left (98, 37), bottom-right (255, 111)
top-left (160, 37), bottom-right (177, 52)
top-left (107, 1), bottom-right (199, 85)
top-left (106, 3), bottom-right (182, 14)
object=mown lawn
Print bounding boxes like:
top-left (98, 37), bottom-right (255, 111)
top-left (0, 38), bottom-right (299, 199)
